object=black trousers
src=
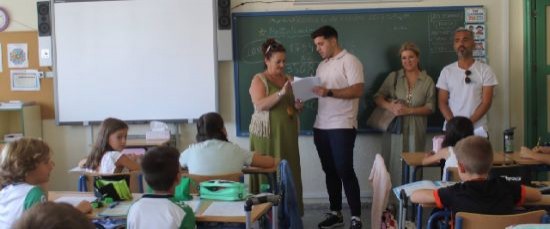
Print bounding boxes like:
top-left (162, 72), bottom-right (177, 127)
top-left (313, 128), bottom-right (361, 217)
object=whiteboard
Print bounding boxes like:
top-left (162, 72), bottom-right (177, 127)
top-left (53, 0), bottom-right (217, 124)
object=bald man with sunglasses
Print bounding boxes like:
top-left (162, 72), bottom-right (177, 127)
top-left (436, 27), bottom-right (498, 137)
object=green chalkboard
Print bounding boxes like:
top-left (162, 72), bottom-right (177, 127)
top-left (233, 7), bottom-right (469, 136)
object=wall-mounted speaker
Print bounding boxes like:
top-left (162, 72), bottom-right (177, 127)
top-left (37, 1), bottom-right (51, 37)
top-left (217, 0), bottom-right (230, 30)
top-left (217, 0), bottom-right (232, 61)
top-left (37, 0), bottom-right (52, 67)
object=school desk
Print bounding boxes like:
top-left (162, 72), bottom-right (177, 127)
top-left (401, 152), bottom-right (512, 185)
top-left (181, 159), bottom-right (280, 194)
top-left (125, 138), bottom-right (170, 148)
top-left (241, 159), bottom-right (280, 193)
top-left (401, 151), bottom-right (515, 227)
top-left (410, 193), bottom-right (550, 229)
top-left (48, 191), bottom-right (272, 224)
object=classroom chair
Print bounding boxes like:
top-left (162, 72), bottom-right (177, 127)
top-left (445, 164), bottom-right (531, 184)
top-left (444, 167), bottom-right (459, 182)
top-left (77, 171), bottom-right (143, 193)
top-left (455, 210), bottom-right (549, 229)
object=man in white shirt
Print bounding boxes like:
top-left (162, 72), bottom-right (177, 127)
top-left (436, 27), bottom-right (498, 137)
top-left (311, 25), bottom-right (364, 229)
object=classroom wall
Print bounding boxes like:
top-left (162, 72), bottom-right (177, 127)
top-left (1, 0), bottom-right (523, 201)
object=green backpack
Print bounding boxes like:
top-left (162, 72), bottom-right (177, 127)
top-left (94, 177), bottom-right (132, 201)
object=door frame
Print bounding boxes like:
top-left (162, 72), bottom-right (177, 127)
top-left (524, 0), bottom-right (538, 146)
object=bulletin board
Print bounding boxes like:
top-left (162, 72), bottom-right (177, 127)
top-left (0, 31), bottom-right (54, 119)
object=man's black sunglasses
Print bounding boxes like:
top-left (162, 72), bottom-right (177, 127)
top-left (465, 70), bottom-right (472, 84)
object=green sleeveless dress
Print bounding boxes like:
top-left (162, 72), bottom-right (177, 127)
top-left (249, 74), bottom-right (303, 215)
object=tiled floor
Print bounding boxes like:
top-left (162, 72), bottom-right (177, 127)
top-left (302, 202), bottom-right (372, 228)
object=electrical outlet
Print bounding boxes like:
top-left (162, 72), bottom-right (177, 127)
top-left (45, 71), bottom-right (54, 78)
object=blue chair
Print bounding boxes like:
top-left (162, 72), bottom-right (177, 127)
top-left (426, 209), bottom-right (452, 229)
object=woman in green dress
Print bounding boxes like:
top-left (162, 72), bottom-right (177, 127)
top-left (248, 38), bottom-right (303, 214)
top-left (374, 42), bottom-right (436, 184)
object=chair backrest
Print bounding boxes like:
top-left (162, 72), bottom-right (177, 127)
top-left (83, 171), bottom-right (143, 193)
top-left (446, 165), bottom-right (530, 184)
top-left (455, 210), bottom-right (547, 229)
top-left (186, 173), bottom-right (242, 194)
top-left (445, 167), bottom-right (459, 182)
top-left (488, 164), bottom-right (531, 185)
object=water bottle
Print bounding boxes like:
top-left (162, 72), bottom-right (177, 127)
top-left (503, 128), bottom-right (515, 164)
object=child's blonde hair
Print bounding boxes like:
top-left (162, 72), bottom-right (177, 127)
top-left (454, 136), bottom-right (493, 175)
top-left (0, 138), bottom-right (51, 187)
top-left (83, 117), bottom-right (128, 170)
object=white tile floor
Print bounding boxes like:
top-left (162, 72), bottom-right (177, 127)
top-left (302, 203), bottom-right (372, 228)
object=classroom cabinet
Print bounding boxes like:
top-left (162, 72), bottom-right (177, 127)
top-left (0, 104), bottom-right (42, 143)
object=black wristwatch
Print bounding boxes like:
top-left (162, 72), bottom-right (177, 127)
top-left (326, 89), bottom-right (333, 97)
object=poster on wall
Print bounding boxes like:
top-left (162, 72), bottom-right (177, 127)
top-left (473, 40), bottom-right (486, 57)
top-left (10, 69), bottom-right (40, 91)
top-left (7, 43), bottom-right (29, 68)
top-left (465, 7), bottom-right (485, 23)
top-left (469, 24), bottom-right (485, 40)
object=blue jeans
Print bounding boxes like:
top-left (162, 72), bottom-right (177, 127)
top-left (313, 128), bottom-right (361, 217)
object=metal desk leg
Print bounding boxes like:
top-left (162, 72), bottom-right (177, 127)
top-left (268, 172), bottom-right (278, 194)
top-left (416, 204), bottom-right (423, 229)
top-left (403, 159), bottom-right (410, 185)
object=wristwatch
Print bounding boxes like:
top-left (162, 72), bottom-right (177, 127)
top-left (326, 89), bottom-right (333, 97)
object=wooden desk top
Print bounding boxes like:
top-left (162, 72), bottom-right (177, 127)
top-left (242, 159), bottom-right (279, 174)
top-left (48, 191), bottom-right (271, 223)
top-left (195, 200), bottom-right (271, 223)
top-left (48, 191), bottom-right (142, 219)
top-left (401, 152), bottom-right (534, 167)
top-left (525, 195), bottom-right (550, 206)
top-left (511, 152), bottom-right (541, 165)
top-left (126, 138), bottom-right (170, 148)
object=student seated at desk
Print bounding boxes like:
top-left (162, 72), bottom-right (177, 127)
top-left (12, 202), bottom-right (95, 229)
top-left (0, 138), bottom-right (92, 228)
top-left (411, 136), bottom-right (542, 218)
top-left (80, 117), bottom-right (140, 173)
top-left (422, 116), bottom-right (473, 181)
top-left (520, 146), bottom-right (550, 164)
top-left (127, 146), bottom-right (195, 229)
top-left (180, 112), bottom-right (275, 175)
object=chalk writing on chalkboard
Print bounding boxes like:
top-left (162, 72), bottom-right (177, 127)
top-left (233, 7), bottom-right (468, 136)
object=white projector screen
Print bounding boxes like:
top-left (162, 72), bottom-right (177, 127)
top-left (53, 0), bottom-right (217, 124)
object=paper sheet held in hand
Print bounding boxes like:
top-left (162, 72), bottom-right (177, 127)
top-left (292, 76), bottom-right (320, 102)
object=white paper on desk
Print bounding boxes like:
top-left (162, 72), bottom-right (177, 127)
top-left (291, 76), bottom-right (320, 102)
top-left (184, 198), bottom-right (201, 213)
top-left (98, 202), bottom-right (133, 217)
top-left (392, 180), bottom-right (456, 198)
top-left (68, 166), bottom-right (95, 174)
top-left (201, 201), bottom-right (245, 217)
top-left (54, 196), bottom-right (96, 207)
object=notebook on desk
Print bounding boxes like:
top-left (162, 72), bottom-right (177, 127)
top-left (98, 202), bottom-right (133, 217)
